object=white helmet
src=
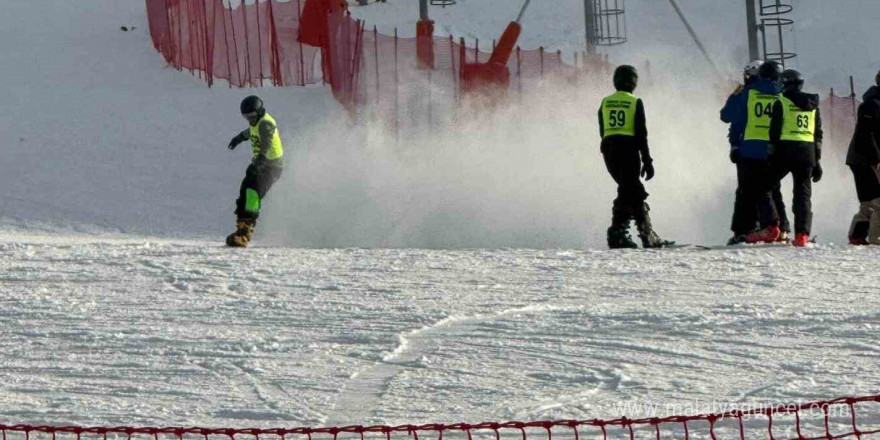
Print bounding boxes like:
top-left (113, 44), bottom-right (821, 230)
top-left (743, 60), bottom-right (762, 82)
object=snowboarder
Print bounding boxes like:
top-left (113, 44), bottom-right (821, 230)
top-left (225, 95), bottom-right (284, 247)
top-left (845, 72), bottom-right (880, 245)
top-left (720, 60), bottom-right (791, 244)
top-left (747, 69), bottom-right (823, 247)
top-left (599, 65), bottom-right (673, 249)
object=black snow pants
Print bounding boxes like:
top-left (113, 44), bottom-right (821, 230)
top-left (757, 143), bottom-right (816, 235)
top-left (602, 145), bottom-right (648, 224)
top-left (850, 164), bottom-right (880, 202)
top-left (235, 162), bottom-right (283, 220)
top-left (731, 160), bottom-right (791, 235)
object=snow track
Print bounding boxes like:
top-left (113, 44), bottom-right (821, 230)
top-left (2, 234), bottom-right (879, 427)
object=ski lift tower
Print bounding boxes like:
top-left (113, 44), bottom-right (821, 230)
top-left (584, 0), bottom-right (627, 53)
top-left (744, 0), bottom-right (797, 67)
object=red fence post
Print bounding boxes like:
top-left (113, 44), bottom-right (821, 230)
top-left (296, 0), bottom-right (305, 86)
top-left (267, 0), bottom-right (282, 86)
top-left (374, 25), bottom-right (380, 105)
top-left (228, 0), bottom-right (242, 86)
top-left (459, 37), bottom-right (466, 94)
top-left (241, 1), bottom-right (252, 86)
top-left (255, 0), bottom-right (264, 87)
top-left (394, 27), bottom-right (399, 141)
top-left (539, 46), bottom-right (544, 78)
top-left (516, 45), bottom-right (521, 97)
top-left (850, 75), bottom-right (857, 117)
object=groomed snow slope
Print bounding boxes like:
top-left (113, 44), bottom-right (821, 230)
top-left (2, 232), bottom-right (880, 429)
top-left (2, 0), bottom-right (880, 433)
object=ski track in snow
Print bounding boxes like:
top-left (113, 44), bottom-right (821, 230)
top-left (2, 233), bottom-right (880, 431)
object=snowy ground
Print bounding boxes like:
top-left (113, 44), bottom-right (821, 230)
top-left (2, 232), bottom-right (880, 430)
top-left (2, 0), bottom-right (880, 434)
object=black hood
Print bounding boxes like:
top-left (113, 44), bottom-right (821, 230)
top-left (782, 89), bottom-right (820, 111)
top-left (863, 85), bottom-right (880, 103)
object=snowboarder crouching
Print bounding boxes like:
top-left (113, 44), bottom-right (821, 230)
top-left (226, 95), bottom-right (284, 247)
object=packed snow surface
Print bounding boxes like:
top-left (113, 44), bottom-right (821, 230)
top-left (2, 0), bottom-right (880, 434)
top-left (2, 233), bottom-right (880, 430)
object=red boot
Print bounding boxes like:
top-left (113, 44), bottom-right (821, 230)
top-left (745, 225), bottom-right (780, 244)
top-left (792, 233), bottom-right (810, 247)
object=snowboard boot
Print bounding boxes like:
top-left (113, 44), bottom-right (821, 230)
top-left (607, 202), bottom-right (637, 249)
top-left (634, 202), bottom-right (674, 248)
top-left (607, 225), bottom-right (638, 249)
top-left (848, 201), bottom-right (873, 245)
top-left (226, 218), bottom-right (256, 247)
top-left (745, 225), bottom-right (780, 244)
top-left (776, 230), bottom-right (790, 243)
top-left (866, 199), bottom-right (880, 245)
top-left (792, 232), bottom-right (810, 247)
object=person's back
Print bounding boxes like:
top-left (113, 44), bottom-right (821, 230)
top-left (598, 65), bottom-right (672, 249)
top-left (751, 69), bottom-right (823, 247)
top-left (846, 85), bottom-right (880, 168)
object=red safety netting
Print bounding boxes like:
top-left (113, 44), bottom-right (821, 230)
top-left (2, 395), bottom-right (880, 440)
top-left (146, 0), bottom-right (320, 88)
top-left (821, 91), bottom-right (859, 148)
top-left (144, 0), bottom-right (611, 113)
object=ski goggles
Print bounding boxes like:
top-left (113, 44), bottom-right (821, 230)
top-left (242, 111), bottom-right (260, 122)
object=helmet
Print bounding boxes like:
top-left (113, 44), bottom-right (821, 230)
top-left (613, 65), bottom-right (638, 92)
top-left (781, 69), bottom-right (804, 92)
top-left (240, 95), bottom-right (265, 119)
top-left (758, 60), bottom-right (782, 81)
top-left (743, 60), bottom-right (762, 83)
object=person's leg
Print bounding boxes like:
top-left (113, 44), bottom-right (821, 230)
top-left (790, 163), bottom-right (813, 245)
top-left (604, 150), bottom-right (640, 249)
top-left (847, 165), bottom-right (880, 244)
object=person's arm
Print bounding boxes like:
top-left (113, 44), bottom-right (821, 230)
top-left (228, 129), bottom-right (249, 150)
top-left (769, 100), bottom-right (783, 144)
top-left (720, 89), bottom-right (741, 123)
top-left (635, 99), bottom-right (651, 162)
top-left (814, 107), bottom-right (823, 152)
top-left (597, 106), bottom-right (605, 139)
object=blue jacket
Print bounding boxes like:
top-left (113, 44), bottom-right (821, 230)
top-left (722, 78), bottom-right (780, 160)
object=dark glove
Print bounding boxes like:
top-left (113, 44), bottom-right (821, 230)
top-left (640, 160), bottom-right (655, 181)
top-left (729, 147), bottom-right (740, 164)
top-left (228, 135), bottom-right (244, 150)
top-left (812, 162), bottom-right (823, 183)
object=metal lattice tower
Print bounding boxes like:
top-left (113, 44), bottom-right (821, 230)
top-left (758, 0), bottom-right (797, 68)
top-left (585, 0), bottom-right (627, 52)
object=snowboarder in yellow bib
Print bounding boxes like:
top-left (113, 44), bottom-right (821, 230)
top-left (225, 95), bottom-right (284, 247)
top-left (599, 65), bottom-right (673, 249)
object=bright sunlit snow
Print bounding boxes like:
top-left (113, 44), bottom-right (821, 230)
top-left (1, 0), bottom-right (879, 434)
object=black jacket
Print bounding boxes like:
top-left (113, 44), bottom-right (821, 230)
top-left (598, 98), bottom-right (652, 164)
top-left (769, 89), bottom-right (823, 156)
top-left (846, 86), bottom-right (880, 167)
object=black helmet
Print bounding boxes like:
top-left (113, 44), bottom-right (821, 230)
top-left (781, 69), bottom-right (804, 92)
top-left (240, 95), bottom-right (265, 117)
top-left (758, 60), bottom-right (782, 81)
top-left (613, 65), bottom-right (638, 92)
